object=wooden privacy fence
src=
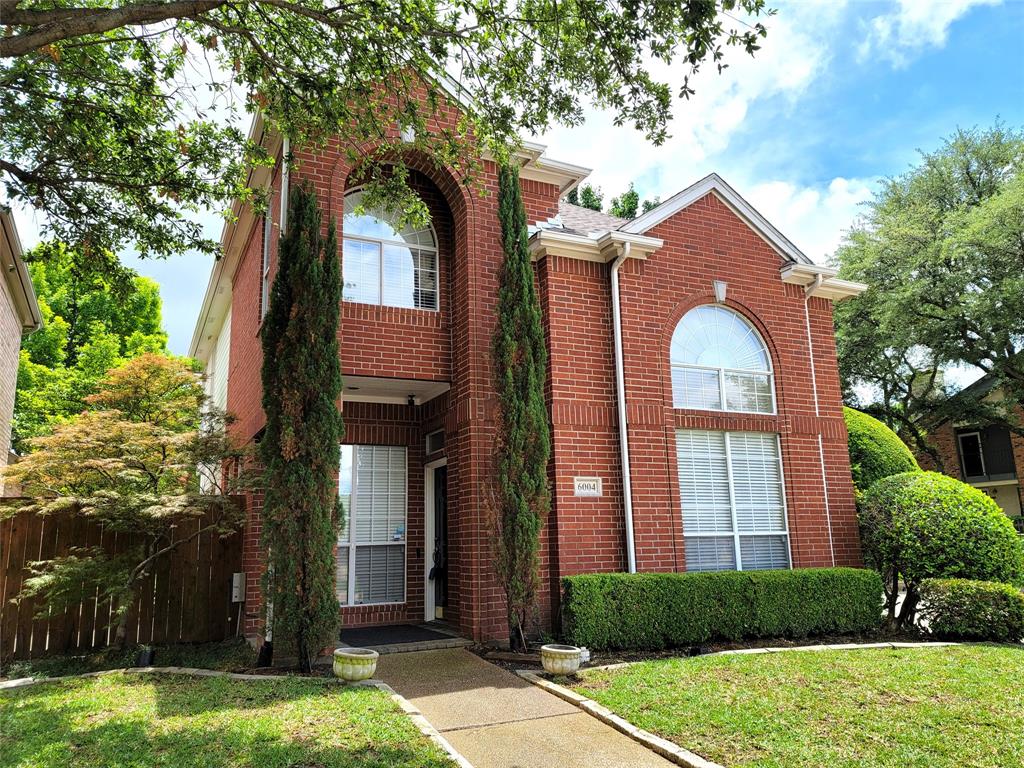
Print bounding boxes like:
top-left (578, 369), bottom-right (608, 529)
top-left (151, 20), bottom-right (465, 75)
top-left (1, 503), bottom-right (244, 662)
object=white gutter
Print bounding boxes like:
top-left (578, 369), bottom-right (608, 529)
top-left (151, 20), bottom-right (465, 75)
top-left (279, 137), bottom-right (290, 232)
top-left (610, 243), bottom-right (637, 573)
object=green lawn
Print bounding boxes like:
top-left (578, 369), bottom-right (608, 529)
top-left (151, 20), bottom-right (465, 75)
top-left (0, 672), bottom-right (456, 768)
top-left (570, 645), bottom-right (1024, 768)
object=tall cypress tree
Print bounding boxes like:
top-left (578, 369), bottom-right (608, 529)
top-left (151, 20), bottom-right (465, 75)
top-left (259, 183), bottom-right (344, 672)
top-left (492, 164), bottom-right (552, 652)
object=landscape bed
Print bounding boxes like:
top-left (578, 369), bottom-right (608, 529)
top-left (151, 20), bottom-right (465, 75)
top-left (568, 645), bottom-right (1024, 768)
top-left (0, 672), bottom-right (457, 768)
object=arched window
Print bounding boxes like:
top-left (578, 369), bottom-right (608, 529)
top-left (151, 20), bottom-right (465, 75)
top-left (670, 305), bottom-right (774, 414)
top-left (342, 189), bottom-right (439, 310)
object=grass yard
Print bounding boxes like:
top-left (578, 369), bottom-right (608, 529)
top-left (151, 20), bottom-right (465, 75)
top-left (570, 645), bottom-right (1024, 768)
top-left (0, 672), bottom-right (457, 768)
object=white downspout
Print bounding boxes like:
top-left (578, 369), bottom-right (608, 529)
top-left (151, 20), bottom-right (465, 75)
top-left (611, 243), bottom-right (637, 573)
top-left (802, 273), bottom-right (836, 567)
top-left (279, 136), bottom-right (290, 232)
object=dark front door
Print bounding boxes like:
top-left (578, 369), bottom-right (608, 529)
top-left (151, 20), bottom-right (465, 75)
top-left (430, 465), bottom-right (448, 619)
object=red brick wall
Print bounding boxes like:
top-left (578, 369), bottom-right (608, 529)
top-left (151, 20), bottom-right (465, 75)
top-left (613, 192), bottom-right (859, 571)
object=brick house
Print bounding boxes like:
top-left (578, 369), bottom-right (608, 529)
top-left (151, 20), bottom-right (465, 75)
top-left (0, 210), bottom-right (42, 496)
top-left (918, 375), bottom-right (1024, 521)
top-left (190, 107), bottom-right (868, 645)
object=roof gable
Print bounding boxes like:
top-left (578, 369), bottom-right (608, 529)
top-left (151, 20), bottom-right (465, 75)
top-left (618, 173), bottom-right (813, 265)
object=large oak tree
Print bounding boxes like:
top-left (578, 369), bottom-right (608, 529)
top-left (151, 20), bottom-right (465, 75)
top-left (1, 0), bottom-right (771, 265)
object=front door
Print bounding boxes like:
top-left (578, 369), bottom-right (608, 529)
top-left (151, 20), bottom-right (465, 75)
top-left (429, 465), bottom-right (448, 619)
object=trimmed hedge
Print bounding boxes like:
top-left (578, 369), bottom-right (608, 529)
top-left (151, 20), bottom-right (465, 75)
top-left (561, 568), bottom-right (883, 651)
top-left (843, 407), bottom-right (919, 493)
top-left (919, 578), bottom-right (1024, 642)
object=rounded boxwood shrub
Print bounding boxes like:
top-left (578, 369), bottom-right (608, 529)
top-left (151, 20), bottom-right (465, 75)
top-left (843, 407), bottom-right (919, 493)
top-left (860, 471), bottom-right (1024, 626)
top-left (919, 578), bottom-right (1024, 642)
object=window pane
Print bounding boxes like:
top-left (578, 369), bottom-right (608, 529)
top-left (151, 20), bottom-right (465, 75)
top-left (671, 305), bottom-right (770, 371)
top-left (342, 239), bottom-right (380, 304)
top-left (685, 536), bottom-right (736, 572)
top-left (672, 367), bottom-right (722, 410)
top-left (729, 432), bottom-right (785, 533)
top-left (725, 372), bottom-right (774, 414)
top-left (739, 535), bottom-right (789, 570)
top-left (958, 433), bottom-right (985, 477)
top-left (338, 445), bottom-right (352, 543)
top-left (336, 545), bottom-right (349, 604)
top-left (353, 544), bottom-right (405, 604)
top-left (381, 244), bottom-right (416, 308)
top-left (677, 430), bottom-right (732, 533)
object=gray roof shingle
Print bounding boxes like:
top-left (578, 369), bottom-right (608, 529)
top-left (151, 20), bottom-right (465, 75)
top-left (557, 201), bottom-right (629, 233)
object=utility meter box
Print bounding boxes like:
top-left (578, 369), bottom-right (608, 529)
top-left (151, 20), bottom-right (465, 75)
top-left (231, 572), bottom-right (245, 603)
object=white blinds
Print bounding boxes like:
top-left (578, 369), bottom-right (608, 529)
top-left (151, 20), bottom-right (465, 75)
top-left (677, 429), bottom-right (790, 572)
top-left (337, 445), bottom-right (407, 605)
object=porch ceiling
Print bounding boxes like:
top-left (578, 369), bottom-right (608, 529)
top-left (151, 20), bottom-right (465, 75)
top-left (342, 375), bottom-right (450, 406)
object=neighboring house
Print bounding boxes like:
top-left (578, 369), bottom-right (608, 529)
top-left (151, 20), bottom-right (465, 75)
top-left (0, 210), bottom-right (42, 496)
top-left (919, 375), bottom-right (1024, 522)
top-left (190, 104), bottom-right (867, 644)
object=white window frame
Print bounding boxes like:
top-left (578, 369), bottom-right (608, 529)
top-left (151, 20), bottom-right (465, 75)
top-left (342, 187), bottom-right (440, 312)
top-left (679, 430), bottom-right (792, 571)
top-left (670, 306), bottom-right (776, 415)
top-left (260, 214), bottom-right (272, 320)
top-left (957, 431), bottom-right (987, 478)
top-left (337, 445), bottom-right (408, 607)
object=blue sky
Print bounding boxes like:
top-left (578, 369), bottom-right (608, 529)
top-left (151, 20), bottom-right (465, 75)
top-left (12, 0), bottom-right (1024, 356)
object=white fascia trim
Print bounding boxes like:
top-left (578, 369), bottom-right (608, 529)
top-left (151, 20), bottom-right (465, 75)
top-left (780, 263), bottom-right (867, 301)
top-left (620, 173), bottom-right (814, 266)
top-left (0, 210), bottom-right (42, 333)
top-left (189, 114), bottom-right (281, 360)
top-left (528, 229), bottom-right (662, 263)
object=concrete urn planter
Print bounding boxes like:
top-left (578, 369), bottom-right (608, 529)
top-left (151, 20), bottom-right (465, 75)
top-left (540, 644), bottom-right (582, 675)
top-left (332, 648), bottom-right (379, 681)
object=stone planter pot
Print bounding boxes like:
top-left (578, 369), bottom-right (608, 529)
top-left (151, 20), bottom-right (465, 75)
top-left (540, 644), bottom-right (582, 675)
top-left (333, 648), bottom-right (379, 682)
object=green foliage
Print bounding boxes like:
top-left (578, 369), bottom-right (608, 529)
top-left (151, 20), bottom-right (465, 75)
top-left (859, 471), bottom-right (1024, 628)
top-left (609, 183), bottom-right (640, 218)
top-left (4, 354), bottom-right (244, 646)
top-left (843, 407), bottom-right (919, 493)
top-left (561, 568), bottom-right (883, 651)
top-left (608, 183), bottom-right (660, 219)
top-left (491, 165), bottom-right (552, 651)
top-left (919, 578), bottom-right (1024, 642)
top-left (13, 242), bottom-right (169, 452)
top-left (834, 124), bottom-right (1024, 460)
top-left (2, 1), bottom-right (771, 264)
top-left (259, 184), bottom-right (344, 672)
top-left (566, 184), bottom-right (604, 211)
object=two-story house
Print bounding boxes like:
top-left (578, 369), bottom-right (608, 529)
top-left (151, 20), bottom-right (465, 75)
top-left (190, 102), bottom-right (867, 645)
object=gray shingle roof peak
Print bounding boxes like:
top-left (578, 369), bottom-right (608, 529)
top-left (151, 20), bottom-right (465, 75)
top-left (557, 201), bottom-right (629, 233)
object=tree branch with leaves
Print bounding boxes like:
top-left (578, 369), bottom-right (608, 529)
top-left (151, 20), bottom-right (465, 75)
top-left (1, 0), bottom-right (772, 266)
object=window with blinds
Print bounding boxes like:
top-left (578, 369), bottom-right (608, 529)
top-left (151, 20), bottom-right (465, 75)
top-left (337, 445), bottom-right (407, 605)
top-left (670, 305), bottom-right (775, 414)
top-left (677, 429), bottom-right (790, 572)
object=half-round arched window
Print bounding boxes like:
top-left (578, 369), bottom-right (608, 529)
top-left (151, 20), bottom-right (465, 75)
top-left (670, 305), bottom-right (775, 413)
top-left (342, 189), bottom-right (439, 310)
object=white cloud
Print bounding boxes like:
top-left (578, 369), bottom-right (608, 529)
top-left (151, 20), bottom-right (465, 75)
top-left (538, 1), bottom-right (874, 265)
top-left (859, 0), bottom-right (1001, 67)
top-left (742, 176), bottom-right (876, 263)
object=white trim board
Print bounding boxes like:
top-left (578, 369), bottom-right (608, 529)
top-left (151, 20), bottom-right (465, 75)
top-left (620, 173), bottom-right (814, 266)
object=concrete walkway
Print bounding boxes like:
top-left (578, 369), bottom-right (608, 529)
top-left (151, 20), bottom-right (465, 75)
top-left (375, 648), bottom-right (675, 768)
